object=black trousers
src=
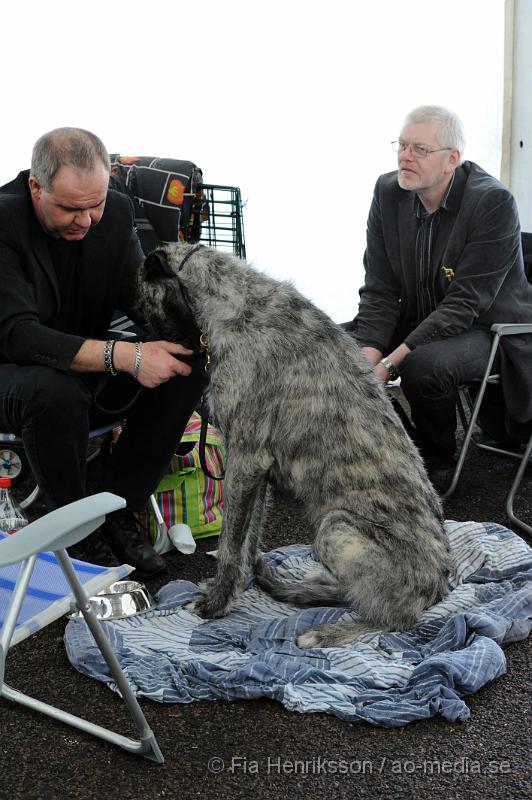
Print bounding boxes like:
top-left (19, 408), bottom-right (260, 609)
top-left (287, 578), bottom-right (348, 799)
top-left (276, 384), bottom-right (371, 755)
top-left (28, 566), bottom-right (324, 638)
top-left (398, 329), bottom-right (495, 459)
top-left (0, 364), bottom-right (205, 511)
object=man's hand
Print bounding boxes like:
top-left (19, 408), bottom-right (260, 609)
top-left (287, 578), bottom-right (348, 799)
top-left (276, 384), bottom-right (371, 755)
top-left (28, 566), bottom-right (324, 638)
top-left (370, 343), bottom-right (412, 384)
top-left (114, 340), bottom-right (194, 387)
top-left (70, 339), bottom-right (195, 385)
top-left (360, 346), bottom-right (383, 368)
top-left (360, 346), bottom-right (391, 383)
top-left (374, 361), bottom-right (391, 384)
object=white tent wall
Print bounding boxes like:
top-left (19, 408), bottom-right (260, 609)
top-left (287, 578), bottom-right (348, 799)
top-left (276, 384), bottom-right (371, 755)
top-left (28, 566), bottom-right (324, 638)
top-left (1, 0), bottom-right (507, 321)
top-left (502, 0), bottom-right (532, 231)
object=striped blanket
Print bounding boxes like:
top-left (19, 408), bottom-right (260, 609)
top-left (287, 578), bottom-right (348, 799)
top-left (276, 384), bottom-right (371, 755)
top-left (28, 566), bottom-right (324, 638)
top-left (64, 520), bottom-right (532, 726)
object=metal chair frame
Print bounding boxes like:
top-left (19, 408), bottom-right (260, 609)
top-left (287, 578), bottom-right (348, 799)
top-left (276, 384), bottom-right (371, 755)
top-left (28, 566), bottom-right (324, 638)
top-left (0, 493), bottom-right (164, 762)
top-left (443, 322), bottom-right (532, 538)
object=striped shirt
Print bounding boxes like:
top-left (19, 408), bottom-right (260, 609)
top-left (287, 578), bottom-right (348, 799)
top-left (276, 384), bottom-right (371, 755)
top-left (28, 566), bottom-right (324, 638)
top-left (414, 174), bottom-right (455, 324)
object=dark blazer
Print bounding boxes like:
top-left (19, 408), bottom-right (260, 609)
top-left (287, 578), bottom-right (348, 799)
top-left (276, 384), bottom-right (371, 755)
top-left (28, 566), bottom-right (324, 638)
top-left (0, 171), bottom-right (145, 371)
top-left (351, 161), bottom-right (532, 424)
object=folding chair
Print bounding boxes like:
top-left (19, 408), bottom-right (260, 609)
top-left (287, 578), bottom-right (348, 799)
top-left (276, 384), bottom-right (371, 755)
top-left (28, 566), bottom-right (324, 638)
top-left (0, 492), bottom-right (164, 762)
top-left (443, 322), bottom-right (532, 538)
top-left (0, 423), bottom-right (169, 551)
top-left (0, 423), bottom-right (121, 508)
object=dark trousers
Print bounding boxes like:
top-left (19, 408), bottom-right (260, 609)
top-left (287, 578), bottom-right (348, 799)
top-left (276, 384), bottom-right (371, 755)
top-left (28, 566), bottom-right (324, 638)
top-left (398, 329), bottom-right (495, 459)
top-left (0, 365), bottom-right (205, 511)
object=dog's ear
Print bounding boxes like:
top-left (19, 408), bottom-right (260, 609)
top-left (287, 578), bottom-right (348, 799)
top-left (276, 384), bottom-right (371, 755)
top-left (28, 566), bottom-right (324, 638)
top-left (144, 249), bottom-right (175, 279)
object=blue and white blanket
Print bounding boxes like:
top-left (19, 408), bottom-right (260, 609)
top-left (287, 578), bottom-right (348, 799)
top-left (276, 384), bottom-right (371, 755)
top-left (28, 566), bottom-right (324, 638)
top-left (65, 520), bottom-right (532, 727)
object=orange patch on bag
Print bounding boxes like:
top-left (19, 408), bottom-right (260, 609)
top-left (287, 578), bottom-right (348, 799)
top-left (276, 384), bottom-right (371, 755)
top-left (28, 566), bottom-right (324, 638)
top-left (167, 179), bottom-right (185, 206)
top-left (118, 156), bottom-right (142, 164)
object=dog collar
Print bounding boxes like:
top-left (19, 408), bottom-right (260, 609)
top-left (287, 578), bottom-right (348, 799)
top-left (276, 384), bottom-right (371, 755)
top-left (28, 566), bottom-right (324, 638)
top-left (177, 244), bottom-right (203, 272)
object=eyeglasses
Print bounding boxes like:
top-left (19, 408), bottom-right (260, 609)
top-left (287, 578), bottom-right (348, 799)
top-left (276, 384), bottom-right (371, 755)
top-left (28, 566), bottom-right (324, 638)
top-left (391, 141), bottom-right (453, 158)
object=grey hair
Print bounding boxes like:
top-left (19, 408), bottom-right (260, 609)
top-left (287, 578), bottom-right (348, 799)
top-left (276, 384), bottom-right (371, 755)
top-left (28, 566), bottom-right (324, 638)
top-left (403, 105), bottom-right (466, 161)
top-left (30, 127), bottom-right (111, 191)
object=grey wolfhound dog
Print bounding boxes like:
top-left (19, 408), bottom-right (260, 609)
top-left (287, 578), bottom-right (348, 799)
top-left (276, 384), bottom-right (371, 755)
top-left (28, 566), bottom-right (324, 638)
top-left (136, 242), bottom-right (450, 648)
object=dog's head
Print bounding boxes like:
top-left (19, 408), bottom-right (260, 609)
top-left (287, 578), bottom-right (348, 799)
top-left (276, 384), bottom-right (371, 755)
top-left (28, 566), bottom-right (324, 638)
top-left (135, 243), bottom-right (203, 349)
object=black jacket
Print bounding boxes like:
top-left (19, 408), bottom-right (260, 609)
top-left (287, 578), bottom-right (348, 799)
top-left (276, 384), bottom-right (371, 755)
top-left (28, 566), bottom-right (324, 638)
top-left (351, 161), bottom-right (532, 423)
top-left (0, 170), bottom-right (145, 370)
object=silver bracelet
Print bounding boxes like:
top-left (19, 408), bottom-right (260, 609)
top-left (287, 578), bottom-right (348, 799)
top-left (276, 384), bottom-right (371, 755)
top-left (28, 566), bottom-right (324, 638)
top-left (133, 341), bottom-right (142, 379)
top-left (103, 339), bottom-right (118, 376)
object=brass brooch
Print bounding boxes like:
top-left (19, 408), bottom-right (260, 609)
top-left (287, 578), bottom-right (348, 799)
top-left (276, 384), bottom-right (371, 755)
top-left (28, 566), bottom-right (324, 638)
top-left (441, 266), bottom-right (455, 281)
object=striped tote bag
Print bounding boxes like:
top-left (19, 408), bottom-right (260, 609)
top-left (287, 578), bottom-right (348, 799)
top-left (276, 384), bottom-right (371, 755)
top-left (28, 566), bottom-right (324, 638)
top-left (139, 412), bottom-right (225, 544)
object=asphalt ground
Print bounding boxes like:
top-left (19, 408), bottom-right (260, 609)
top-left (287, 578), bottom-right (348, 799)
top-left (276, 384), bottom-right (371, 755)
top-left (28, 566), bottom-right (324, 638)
top-left (2, 425), bottom-right (531, 800)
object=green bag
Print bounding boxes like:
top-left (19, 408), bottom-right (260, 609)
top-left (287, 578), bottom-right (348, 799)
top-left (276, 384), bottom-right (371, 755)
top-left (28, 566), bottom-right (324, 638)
top-left (137, 412), bottom-right (225, 544)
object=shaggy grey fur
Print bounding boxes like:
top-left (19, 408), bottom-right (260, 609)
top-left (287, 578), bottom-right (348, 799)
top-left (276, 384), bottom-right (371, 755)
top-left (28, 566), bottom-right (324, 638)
top-left (135, 243), bottom-right (450, 648)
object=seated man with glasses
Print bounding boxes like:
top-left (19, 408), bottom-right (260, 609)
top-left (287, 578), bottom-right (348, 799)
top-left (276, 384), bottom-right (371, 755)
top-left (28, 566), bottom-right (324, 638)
top-left (345, 104), bottom-right (532, 493)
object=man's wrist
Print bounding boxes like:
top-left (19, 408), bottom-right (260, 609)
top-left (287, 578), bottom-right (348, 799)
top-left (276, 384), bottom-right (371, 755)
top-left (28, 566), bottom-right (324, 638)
top-left (133, 342), bottom-right (142, 379)
top-left (379, 357), bottom-right (399, 381)
top-left (112, 340), bottom-right (137, 375)
top-left (103, 340), bottom-right (118, 376)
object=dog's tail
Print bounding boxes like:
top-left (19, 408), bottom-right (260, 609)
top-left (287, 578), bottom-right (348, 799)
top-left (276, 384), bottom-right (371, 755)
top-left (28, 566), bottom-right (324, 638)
top-left (254, 558), bottom-right (343, 605)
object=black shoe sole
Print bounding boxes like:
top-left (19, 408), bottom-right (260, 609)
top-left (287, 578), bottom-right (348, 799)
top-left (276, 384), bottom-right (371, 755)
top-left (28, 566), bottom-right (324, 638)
top-left (128, 561), bottom-right (168, 580)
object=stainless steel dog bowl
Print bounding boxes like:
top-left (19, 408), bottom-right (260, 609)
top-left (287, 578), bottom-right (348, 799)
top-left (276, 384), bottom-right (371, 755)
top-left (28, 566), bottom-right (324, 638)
top-left (70, 580), bottom-right (156, 621)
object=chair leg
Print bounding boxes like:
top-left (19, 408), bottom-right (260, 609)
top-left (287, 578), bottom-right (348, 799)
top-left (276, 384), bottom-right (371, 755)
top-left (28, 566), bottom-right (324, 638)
top-left (443, 389), bottom-right (484, 498)
top-left (506, 433), bottom-right (532, 539)
top-left (443, 334), bottom-right (502, 499)
top-left (149, 494), bottom-right (169, 554)
top-left (0, 556), bottom-right (37, 687)
top-left (1, 551), bottom-right (164, 763)
top-left (56, 550), bottom-right (164, 762)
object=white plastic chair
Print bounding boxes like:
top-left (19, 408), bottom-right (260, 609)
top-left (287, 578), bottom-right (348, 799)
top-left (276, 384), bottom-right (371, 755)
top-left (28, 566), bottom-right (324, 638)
top-left (0, 492), bottom-right (164, 763)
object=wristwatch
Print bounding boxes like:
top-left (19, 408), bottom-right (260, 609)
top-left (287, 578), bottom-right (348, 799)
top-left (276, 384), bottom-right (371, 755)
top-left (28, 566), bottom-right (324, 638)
top-left (379, 357), bottom-right (399, 381)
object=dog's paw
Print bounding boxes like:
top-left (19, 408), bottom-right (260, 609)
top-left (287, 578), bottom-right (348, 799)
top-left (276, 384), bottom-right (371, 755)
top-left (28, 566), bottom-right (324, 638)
top-left (184, 597), bottom-right (204, 615)
top-left (297, 628), bottom-right (345, 649)
top-left (198, 577), bottom-right (216, 593)
top-left (296, 630), bottom-right (323, 649)
top-left (297, 621), bottom-right (376, 649)
top-left (184, 593), bottom-right (231, 620)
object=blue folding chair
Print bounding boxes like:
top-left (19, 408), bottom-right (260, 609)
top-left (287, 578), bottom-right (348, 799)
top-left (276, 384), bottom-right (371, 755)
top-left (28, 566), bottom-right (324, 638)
top-left (0, 492), bottom-right (164, 762)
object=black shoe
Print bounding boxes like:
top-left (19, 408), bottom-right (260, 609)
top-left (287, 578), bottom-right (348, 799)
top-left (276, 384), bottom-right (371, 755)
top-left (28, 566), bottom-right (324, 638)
top-left (68, 530), bottom-right (121, 567)
top-left (102, 507), bottom-right (167, 579)
top-left (426, 455), bottom-right (457, 495)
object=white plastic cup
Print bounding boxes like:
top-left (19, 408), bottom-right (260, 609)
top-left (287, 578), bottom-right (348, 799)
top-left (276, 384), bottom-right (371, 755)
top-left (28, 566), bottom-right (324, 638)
top-left (168, 523), bottom-right (196, 555)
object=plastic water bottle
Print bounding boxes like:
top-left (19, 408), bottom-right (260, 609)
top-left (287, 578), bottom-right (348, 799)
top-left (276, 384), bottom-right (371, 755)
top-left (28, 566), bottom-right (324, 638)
top-left (0, 476), bottom-right (28, 533)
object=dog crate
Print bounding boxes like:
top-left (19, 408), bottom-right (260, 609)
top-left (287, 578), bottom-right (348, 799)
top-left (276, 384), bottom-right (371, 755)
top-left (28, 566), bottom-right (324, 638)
top-left (198, 184), bottom-right (246, 259)
top-left (107, 158), bottom-right (247, 340)
top-left (109, 156), bottom-right (246, 259)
